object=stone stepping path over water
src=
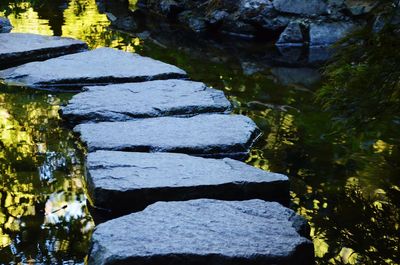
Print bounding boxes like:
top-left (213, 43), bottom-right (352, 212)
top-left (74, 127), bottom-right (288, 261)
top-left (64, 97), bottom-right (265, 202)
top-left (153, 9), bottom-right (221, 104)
top-left (0, 33), bottom-right (87, 69)
top-left (88, 199), bottom-right (314, 265)
top-left (74, 114), bottom-right (260, 159)
top-left (0, 47), bottom-right (187, 89)
top-left (61, 79), bottom-right (231, 124)
top-left (87, 151), bottom-right (289, 214)
top-left (0, 30), bottom-right (315, 264)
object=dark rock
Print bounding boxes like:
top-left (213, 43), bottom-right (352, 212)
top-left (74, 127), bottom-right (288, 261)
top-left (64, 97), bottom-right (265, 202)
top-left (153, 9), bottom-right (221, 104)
top-left (159, 0), bottom-right (182, 16)
top-left (61, 79), bottom-right (232, 124)
top-left (0, 47), bottom-right (187, 89)
top-left (344, 0), bottom-right (377, 16)
top-left (0, 17), bottom-right (12, 33)
top-left (88, 199), bottom-right (315, 265)
top-left (86, 151), bottom-right (289, 214)
top-left (0, 33), bottom-right (87, 70)
top-left (276, 21), bottom-right (304, 46)
top-left (270, 67), bottom-right (321, 87)
top-left (272, 0), bottom-right (328, 16)
top-left (309, 22), bottom-right (357, 46)
top-left (74, 114), bottom-right (261, 159)
top-left (178, 11), bottom-right (208, 32)
top-left (308, 45), bottom-right (335, 64)
top-left (206, 10), bottom-right (229, 24)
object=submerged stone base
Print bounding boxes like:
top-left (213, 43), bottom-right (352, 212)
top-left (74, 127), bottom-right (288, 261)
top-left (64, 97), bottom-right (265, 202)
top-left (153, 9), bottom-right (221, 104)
top-left (88, 199), bottom-right (314, 265)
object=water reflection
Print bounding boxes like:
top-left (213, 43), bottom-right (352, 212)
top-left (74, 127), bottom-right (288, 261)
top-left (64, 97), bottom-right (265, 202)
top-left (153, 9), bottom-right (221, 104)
top-left (0, 0), bottom-right (399, 264)
top-left (0, 85), bottom-right (93, 264)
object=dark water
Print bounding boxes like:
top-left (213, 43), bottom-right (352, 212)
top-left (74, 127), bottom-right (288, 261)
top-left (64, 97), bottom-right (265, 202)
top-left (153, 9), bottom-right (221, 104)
top-left (0, 0), bottom-right (399, 264)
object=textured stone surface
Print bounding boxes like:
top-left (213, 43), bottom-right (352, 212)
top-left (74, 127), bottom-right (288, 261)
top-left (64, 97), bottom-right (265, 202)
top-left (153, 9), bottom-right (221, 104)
top-left (276, 21), bottom-right (304, 46)
top-left (272, 0), bottom-right (328, 16)
top-left (88, 199), bottom-right (314, 265)
top-left (0, 17), bottom-right (12, 33)
top-left (309, 22), bottom-right (357, 46)
top-left (0, 33), bottom-right (87, 69)
top-left (0, 47), bottom-right (187, 89)
top-left (74, 114), bottom-right (260, 159)
top-left (61, 79), bottom-right (231, 124)
top-left (87, 151), bottom-right (289, 214)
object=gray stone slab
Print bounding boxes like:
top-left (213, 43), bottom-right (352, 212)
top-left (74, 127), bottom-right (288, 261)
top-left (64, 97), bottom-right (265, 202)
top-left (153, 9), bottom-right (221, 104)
top-left (273, 0), bottom-right (328, 16)
top-left (88, 199), bottom-right (314, 265)
top-left (61, 79), bottom-right (231, 124)
top-left (309, 22), bottom-right (358, 46)
top-left (0, 33), bottom-right (87, 69)
top-left (87, 151), bottom-right (289, 214)
top-left (0, 47), bottom-right (187, 89)
top-left (74, 114), bottom-right (261, 159)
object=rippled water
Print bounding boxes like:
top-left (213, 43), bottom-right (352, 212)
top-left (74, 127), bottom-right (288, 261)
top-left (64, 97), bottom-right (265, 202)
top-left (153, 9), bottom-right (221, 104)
top-left (0, 0), bottom-right (399, 264)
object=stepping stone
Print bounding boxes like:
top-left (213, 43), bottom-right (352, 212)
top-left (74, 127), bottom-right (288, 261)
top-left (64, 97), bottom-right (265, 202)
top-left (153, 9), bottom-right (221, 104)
top-left (88, 199), bottom-right (314, 265)
top-left (0, 47), bottom-right (187, 89)
top-left (0, 33), bottom-right (87, 70)
top-left (87, 151), bottom-right (289, 215)
top-left (74, 114), bottom-right (261, 159)
top-left (61, 80), bottom-right (231, 124)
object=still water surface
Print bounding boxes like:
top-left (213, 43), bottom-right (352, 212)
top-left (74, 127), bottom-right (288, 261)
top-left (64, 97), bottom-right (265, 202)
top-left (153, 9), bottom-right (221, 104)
top-left (0, 0), bottom-right (399, 264)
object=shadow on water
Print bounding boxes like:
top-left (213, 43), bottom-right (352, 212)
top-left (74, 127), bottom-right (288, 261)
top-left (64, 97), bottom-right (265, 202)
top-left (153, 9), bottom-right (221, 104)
top-left (0, 0), bottom-right (399, 264)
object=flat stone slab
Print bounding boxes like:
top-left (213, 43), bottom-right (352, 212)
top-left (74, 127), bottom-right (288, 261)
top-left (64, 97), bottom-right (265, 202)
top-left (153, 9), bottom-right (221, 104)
top-left (0, 47), bottom-right (187, 89)
top-left (74, 114), bottom-right (260, 159)
top-left (61, 79), bottom-right (231, 124)
top-left (0, 33), bottom-right (87, 69)
top-left (87, 151), bottom-right (289, 214)
top-left (88, 199), bottom-right (314, 265)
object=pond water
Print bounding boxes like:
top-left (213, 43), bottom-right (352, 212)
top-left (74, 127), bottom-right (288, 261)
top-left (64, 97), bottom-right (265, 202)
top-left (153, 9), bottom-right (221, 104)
top-left (0, 0), bottom-right (399, 264)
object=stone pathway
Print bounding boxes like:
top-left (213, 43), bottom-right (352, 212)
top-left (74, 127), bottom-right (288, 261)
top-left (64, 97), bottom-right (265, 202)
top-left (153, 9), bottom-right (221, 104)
top-left (0, 30), bottom-right (315, 264)
top-left (60, 79), bottom-right (232, 124)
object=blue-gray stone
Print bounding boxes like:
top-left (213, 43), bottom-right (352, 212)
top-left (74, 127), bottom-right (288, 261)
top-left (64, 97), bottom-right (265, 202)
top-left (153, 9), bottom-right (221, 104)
top-left (74, 114), bottom-right (260, 159)
top-left (0, 47), bottom-right (187, 89)
top-left (88, 199), bottom-right (314, 265)
top-left (61, 79), bottom-right (231, 124)
top-left (0, 33), bottom-right (87, 69)
top-left (86, 151), bottom-right (289, 214)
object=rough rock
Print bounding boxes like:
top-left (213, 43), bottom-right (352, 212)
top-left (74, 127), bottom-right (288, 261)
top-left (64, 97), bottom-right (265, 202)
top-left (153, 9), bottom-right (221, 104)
top-left (0, 17), bottom-right (12, 33)
top-left (0, 47), bottom-right (187, 89)
top-left (272, 0), bottom-right (328, 16)
top-left (276, 21), bottom-right (304, 46)
top-left (178, 11), bottom-right (208, 32)
top-left (61, 80), bottom-right (231, 124)
top-left (74, 114), bottom-right (261, 159)
top-left (344, 0), bottom-right (377, 16)
top-left (0, 33), bottom-right (87, 70)
top-left (88, 199), bottom-right (315, 265)
top-left (87, 151), bottom-right (289, 214)
top-left (309, 22), bottom-right (357, 46)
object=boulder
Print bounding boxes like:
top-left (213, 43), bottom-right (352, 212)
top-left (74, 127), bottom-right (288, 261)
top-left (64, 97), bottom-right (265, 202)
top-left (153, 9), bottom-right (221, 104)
top-left (0, 17), bottom-right (12, 33)
top-left (276, 21), bottom-right (304, 46)
top-left (74, 114), bottom-right (261, 159)
top-left (86, 151), bottom-right (289, 214)
top-left (344, 0), bottom-right (377, 16)
top-left (309, 22), bottom-right (357, 46)
top-left (0, 47), bottom-right (187, 89)
top-left (0, 33), bottom-right (87, 70)
top-left (88, 199), bottom-right (315, 265)
top-left (272, 0), bottom-right (328, 16)
top-left (61, 79), bottom-right (231, 124)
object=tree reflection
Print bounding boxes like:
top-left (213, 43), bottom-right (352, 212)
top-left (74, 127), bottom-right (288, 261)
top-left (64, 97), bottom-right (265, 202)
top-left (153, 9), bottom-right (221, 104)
top-left (0, 85), bottom-right (93, 263)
